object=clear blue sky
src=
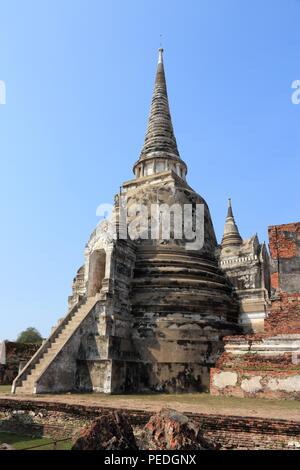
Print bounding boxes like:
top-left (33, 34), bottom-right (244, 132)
top-left (0, 0), bottom-right (299, 340)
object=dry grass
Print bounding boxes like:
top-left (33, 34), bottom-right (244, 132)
top-left (1, 386), bottom-right (300, 421)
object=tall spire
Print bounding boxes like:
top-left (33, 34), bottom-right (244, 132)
top-left (140, 48), bottom-right (180, 159)
top-left (221, 198), bottom-right (243, 247)
top-left (133, 49), bottom-right (187, 179)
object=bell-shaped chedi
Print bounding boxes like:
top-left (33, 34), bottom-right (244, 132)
top-left (221, 199), bottom-right (243, 248)
top-left (219, 198), bottom-right (270, 334)
top-left (13, 49), bottom-right (241, 396)
top-left (124, 50), bottom-right (241, 392)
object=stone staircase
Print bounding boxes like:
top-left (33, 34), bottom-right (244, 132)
top-left (12, 296), bottom-right (97, 394)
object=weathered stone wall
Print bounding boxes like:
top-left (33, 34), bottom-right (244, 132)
top-left (211, 365), bottom-right (300, 400)
top-left (0, 399), bottom-right (300, 450)
top-left (210, 334), bottom-right (300, 399)
top-left (0, 342), bottom-right (39, 385)
top-left (68, 265), bottom-right (85, 310)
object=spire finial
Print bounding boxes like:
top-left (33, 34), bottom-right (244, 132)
top-left (158, 47), bottom-right (164, 64)
top-left (138, 48), bottom-right (180, 161)
top-left (133, 48), bottom-right (188, 179)
top-left (227, 197), bottom-right (234, 218)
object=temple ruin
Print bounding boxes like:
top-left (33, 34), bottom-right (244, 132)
top-left (12, 49), bottom-right (299, 397)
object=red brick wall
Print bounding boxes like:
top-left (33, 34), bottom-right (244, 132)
top-left (266, 222), bottom-right (300, 334)
top-left (266, 292), bottom-right (300, 333)
top-left (269, 223), bottom-right (299, 263)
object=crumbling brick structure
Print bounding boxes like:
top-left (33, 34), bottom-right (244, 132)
top-left (266, 223), bottom-right (300, 334)
top-left (210, 222), bottom-right (300, 399)
top-left (0, 342), bottom-right (39, 385)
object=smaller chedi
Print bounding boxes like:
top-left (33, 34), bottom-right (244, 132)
top-left (219, 198), bottom-right (270, 333)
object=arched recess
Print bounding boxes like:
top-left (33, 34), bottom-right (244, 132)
top-left (87, 249), bottom-right (106, 297)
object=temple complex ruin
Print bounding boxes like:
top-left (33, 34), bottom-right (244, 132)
top-left (12, 50), bottom-right (299, 397)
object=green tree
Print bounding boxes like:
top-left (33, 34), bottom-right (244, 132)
top-left (17, 327), bottom-right (43, 344)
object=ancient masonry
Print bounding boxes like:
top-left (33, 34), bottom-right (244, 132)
top-left (219, 199), bottom-right (270, 333)
top-left (11, 49), bottom-right (298, 396)
top-left (0, 342), bottom-right (39, 386)
top-left (1, 399), bottom-right (300, 450)
top-left (211, 222), bottom-right (300, 399)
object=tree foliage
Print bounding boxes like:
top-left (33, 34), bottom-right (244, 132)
top-left (17, 327), bottom-right (43, 344)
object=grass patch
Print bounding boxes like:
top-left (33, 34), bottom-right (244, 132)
top-left (0, 431), bottom-right (72, 450)
top-left (0, 385), bottom-right (11, 394)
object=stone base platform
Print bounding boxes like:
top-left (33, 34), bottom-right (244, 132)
top-left (210, 334), bottom-right (300, 399)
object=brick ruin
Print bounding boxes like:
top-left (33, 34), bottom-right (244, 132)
top-left (0, 342), bottom-right (39, 385)
top-left (10, 49), bottom-right (299, 397)
top-left (266, 223), bottom-right (300, 334)
top-left (211, 222), bottom-right (300, 399)
top-left (0, 399), bottom-right (300, 450)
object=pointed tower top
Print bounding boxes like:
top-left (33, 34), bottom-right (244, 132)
top-left (133, 49), bottom-right (187, 179)
top-left (227, 198), bottom-right (234, 218)
top-left (140, 48), bottom-right (180, 160)
top-left (221, 198), bottom-right (243, 247)
top-left (158, 48), bottom-right (164, 64)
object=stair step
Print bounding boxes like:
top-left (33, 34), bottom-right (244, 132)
top-left (58, 334), bottom-right (70, 340)
top-left (15, 298), bottom-right (97, 393)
